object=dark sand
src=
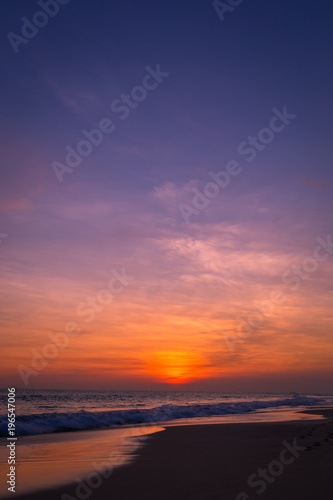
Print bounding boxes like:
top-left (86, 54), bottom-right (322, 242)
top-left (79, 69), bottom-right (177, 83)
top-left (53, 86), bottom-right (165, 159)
top-left (7, 408), bottom-right (333, 500)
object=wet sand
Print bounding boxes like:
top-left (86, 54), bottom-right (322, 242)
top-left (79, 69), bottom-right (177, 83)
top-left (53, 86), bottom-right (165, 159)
top-left (5, 408), bottom-right (333, 500)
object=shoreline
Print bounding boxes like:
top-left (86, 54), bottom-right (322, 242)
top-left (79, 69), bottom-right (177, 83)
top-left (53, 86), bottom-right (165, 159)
top-left (3, 408), bottom-right (333, 500)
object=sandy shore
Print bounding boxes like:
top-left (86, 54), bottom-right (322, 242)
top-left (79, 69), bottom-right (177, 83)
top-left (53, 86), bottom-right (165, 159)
top-left (7, 408), bottom-right (333, 500)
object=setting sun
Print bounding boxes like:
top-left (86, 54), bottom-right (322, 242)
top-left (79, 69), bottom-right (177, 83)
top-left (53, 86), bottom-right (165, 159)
top-left (148, 351), bottom-right (204, 384)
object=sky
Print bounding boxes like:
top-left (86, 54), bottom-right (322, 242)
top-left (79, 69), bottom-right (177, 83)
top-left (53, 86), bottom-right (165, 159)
top-left (0, 0), bottom-right (332, 392)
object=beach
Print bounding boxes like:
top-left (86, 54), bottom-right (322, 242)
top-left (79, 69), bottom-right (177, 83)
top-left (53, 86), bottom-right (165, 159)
top-left (5, 408), bottom-right (333, 500)
top-left (2, 0), bottom-right (333, 497)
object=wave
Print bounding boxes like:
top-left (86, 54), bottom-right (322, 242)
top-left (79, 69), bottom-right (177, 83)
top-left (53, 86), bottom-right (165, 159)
top-left (0, 396), bottom-right (325, 437)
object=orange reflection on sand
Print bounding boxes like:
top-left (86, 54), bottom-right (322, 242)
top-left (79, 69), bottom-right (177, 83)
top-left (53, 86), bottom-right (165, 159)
top-left (0, 426), bottom-right (163, 497)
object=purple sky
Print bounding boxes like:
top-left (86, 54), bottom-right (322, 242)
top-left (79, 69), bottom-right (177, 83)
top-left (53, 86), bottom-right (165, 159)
top-left (1, 0), bottom-right (333, 391)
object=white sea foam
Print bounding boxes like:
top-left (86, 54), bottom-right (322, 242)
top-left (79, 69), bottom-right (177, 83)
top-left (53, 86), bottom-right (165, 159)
top-left (0, 396), bottom-right (326, 437)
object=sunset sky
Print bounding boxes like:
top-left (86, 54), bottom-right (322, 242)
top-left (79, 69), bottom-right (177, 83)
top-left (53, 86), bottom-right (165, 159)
top-left (1, 0), bottom-right (332, 392)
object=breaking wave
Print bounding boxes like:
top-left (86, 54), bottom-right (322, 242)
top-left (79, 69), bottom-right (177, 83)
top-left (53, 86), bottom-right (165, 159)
top-left (0, 396), bottom-right (325, 437)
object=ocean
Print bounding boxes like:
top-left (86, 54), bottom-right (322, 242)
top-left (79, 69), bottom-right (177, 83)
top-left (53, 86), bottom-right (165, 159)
top-left (0, 389), bottom-right (332, 437)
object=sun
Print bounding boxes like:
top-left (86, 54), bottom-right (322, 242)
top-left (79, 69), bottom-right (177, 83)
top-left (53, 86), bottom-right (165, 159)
top-left (148, 350), bottom-right (203, 384)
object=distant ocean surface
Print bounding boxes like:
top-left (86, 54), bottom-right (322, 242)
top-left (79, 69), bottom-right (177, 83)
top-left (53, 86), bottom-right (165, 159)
top-left (0, 390), bottom-right (332, 437)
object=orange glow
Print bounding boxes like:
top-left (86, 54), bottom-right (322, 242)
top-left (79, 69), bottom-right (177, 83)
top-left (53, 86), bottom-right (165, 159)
top-left (148, 351), bottom-right (204, 384)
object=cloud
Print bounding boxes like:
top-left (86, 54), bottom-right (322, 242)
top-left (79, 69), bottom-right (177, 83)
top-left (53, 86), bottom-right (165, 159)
top-left (301, 177), bottom-right (326, 190)
top-left (45, 77), bottom-right (108, 118)
top-left (53, 202), bottom-right (115, 220)
top-left (0, 196), bottom-right (32, 214)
